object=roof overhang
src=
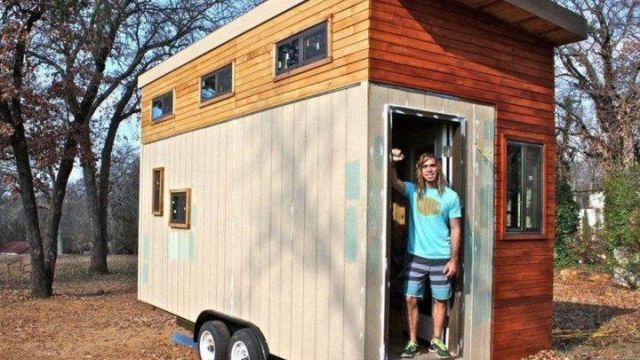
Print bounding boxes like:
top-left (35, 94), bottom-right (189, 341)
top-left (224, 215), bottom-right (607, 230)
top-left (456, 0), bottom-right (588, 45)
top-left (138, 0), bottom-right (588, 88)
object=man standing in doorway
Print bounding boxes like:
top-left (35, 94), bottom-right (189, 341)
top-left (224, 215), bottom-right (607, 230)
top-left (390, 149), bottom-right (462, 359)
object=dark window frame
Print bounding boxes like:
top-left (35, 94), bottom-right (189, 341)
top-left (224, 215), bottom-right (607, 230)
top-left (501, 133), bottom-right (547, 240)
top-left (152, 167), bottom-right (164, 216)
top-left (169, 189), bottom-right (191, 229)
top-left (274, 20), bottom-right (329, 76)
top-left (200, 63), bottom-right (234, 104)
top-left (151, 90), bottom-right (174, 122)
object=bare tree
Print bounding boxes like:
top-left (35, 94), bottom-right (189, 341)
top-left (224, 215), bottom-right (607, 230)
top-left (31, 0), bottom-right (260, 273)
top-left (0, 1), bottom-right (64, 297)
top-left (0, 0), bottom-right (260, 296)
top-left (555, 0), bottom-right (640, 170)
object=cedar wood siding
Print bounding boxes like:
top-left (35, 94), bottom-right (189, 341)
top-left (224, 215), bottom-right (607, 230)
top-left (368, 1), bottom-right (555, 359)
top-left (140, 0), bottom-right (370, 145)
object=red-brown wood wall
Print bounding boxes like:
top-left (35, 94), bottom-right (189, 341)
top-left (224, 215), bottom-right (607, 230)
top-left (369, 0), bottom-right (556, 359)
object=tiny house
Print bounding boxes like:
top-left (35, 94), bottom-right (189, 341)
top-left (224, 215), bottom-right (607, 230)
top-left (137, 1), bottom-right (586, 359)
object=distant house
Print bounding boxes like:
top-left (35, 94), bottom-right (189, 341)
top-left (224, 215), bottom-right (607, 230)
top-left (0, 241), bottom-right (30, 255)
top-left (578, 191), bottom-right (605, 241)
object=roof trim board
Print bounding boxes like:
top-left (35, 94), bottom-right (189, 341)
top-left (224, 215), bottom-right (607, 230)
top-left (506, 0), bottom-right (587, 40)
top-left (138, 0), bottom-right (587, 88)
top-left (457, 0), bottom-right (587, 44)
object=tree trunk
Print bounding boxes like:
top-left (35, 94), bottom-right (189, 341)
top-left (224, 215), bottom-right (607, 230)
top-left (9, 122), bottom-right (51, 298)
top-left (96, 118), bottom-right (120, 259)
top-left (85, 160), bottom-right (109, 274)
top-left (43, 136), bottom-right (79, 284)
top-left (85, 82), bottom-right (136, 273)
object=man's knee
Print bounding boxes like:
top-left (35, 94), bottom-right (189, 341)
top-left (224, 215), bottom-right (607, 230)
top-left (405, 296), bottom-right (419, 308)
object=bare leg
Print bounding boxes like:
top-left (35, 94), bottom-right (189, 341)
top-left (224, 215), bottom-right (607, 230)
top-left (406, 296), bottom-right (419, 342)
top-left (432, 299), bottom-right (448, 339)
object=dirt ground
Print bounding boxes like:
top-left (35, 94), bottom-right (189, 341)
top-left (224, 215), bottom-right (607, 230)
top-left (0, 255), bottom-right (197, 360)
top-left (524, 271), bottom-right (640, 360)
top-left (1, 256), bottom-right (639, 360)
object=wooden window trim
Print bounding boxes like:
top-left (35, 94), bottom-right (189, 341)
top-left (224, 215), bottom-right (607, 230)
top-left (169, 188), bottom-right (191, 229)
top-left (152, 167), bottom-right (164, 216)
top-left (150, 89), bottom-right (175, 124)
top-left (499, 130), bottom-right (548, 241)
top-left (200, 91), bottom-right (235, 108)
top-left (199, 62), bottom-right (235, 106)
top-left (272, 16), bottom-right (333, 81)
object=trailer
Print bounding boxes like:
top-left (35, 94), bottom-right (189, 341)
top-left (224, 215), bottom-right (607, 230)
top-left (137, 1), bottom-right (586, 359)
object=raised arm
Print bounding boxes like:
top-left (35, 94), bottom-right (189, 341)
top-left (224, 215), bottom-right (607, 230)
top-left (390, 148), bottom-right (406, 194)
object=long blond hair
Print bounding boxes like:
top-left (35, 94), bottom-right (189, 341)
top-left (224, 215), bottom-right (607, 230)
top-left (415, 153), bottom-right (446, 197)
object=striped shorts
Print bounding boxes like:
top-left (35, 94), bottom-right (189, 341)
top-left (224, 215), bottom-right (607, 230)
top-left (403, 255), bottom-right (452, 300)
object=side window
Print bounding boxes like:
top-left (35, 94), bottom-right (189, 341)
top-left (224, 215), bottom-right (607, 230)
top-left (275, 21), bottom-right (328, 75)
top-left (201, 63), bottom-right (233, 103)
top-left (151, 90), bottom-right (174, 122)
top-left (169, 189), bottom-right (191, 229)
top-left (506, 141), bottom-right (543, 233)
top-left (152, 168), bottom-right (164, 216)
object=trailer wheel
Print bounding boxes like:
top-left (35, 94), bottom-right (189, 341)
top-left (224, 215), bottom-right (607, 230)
top-left (228, 328), bottom-right (267, 360)
top-left (198, 320), bottom-right (231, 360)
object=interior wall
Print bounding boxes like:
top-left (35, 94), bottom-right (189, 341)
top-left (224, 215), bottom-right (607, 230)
top-left (365, 82), bottom-right (495, 360)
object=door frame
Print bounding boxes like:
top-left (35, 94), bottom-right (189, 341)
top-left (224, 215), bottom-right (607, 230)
top-left (385, 105), bottom-right (466, 355)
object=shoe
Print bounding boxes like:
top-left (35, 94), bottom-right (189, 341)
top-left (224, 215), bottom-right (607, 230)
top-left (400, 340), bottom-right (419, 358)
top-left (428, 338), bottom-right (452, 359)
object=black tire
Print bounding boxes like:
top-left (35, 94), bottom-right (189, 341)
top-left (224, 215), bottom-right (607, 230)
top-left (198, 320), bottom-right (231, 360)
top-left (227, 328), bottom-right (268, 360)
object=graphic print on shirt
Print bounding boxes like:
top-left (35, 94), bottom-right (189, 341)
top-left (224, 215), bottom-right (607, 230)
top-left (417, 195), bottom-right (441, 216)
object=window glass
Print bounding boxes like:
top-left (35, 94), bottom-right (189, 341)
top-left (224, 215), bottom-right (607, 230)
top-left (201, 64), bottom-right (233, 102)
top-left (506, 141), bottom-right (542, 233)
top-left (151, 91), bottom-right (173, 121)
top-left (152, 168), bottom-right (163, 215)
top-left (275, 21), bottom-right (328, 75)
top-left (276, 38), bottom-right (300, 74)
top-left (170, 190), bottom-right (190, 227)
top-left (303, 25), bottom-right (327, 61)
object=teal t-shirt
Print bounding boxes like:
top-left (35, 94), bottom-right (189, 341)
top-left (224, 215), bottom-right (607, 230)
top-left (403, 182), bottom-right (462, 259)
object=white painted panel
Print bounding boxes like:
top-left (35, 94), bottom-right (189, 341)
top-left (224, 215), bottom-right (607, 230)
top-left (138, 84), bottom-right (368, 360)
top-left (279, 102), bottom-right (295, 356)
top-left (268, 107), bottom-right (283, 352)
top-left (328, 88), bottom-right (346, 360)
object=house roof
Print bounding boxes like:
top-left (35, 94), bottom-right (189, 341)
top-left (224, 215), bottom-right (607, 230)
top-left (456, 0), bottom-right (587, 45)
top-left (0, 241), bottom-right (30, 255)
top-left (137, 0), bottom-right (587, 88)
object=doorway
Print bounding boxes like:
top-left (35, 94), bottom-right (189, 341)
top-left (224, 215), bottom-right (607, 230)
top-left (386, 107), bottom-right (465, 359)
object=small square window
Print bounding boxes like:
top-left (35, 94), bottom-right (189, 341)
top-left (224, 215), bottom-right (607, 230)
top-left (151, 91), bottom-right (173, 121)
top-left (152, 168), bottom-right (164, 216)
top-left (169, 189), bottom-right (191, 229)
top-left (201, 64), bottom-right (233, 102)
top-left (276, 38), bottom-right (300, 74)
top-left (506, 141), bottom-right (542, 233)
top-left (275, 21), bottom-right (328, 75)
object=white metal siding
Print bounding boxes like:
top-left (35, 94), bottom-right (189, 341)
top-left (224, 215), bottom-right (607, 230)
top-left (138, 83), bottom-right (368, 360)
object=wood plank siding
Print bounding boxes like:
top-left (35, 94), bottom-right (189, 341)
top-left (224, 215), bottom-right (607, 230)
top-left (140, 0), bottom-right (370, 145)
top-left (138, 84), bottom-right (370, 360)
top-left (368, 1), bottom-right (556, 359)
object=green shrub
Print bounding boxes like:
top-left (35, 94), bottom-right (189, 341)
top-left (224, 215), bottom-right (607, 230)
top-left (604, 165), bottom-right (640, 279)
top-left (555, 176), bottom-right (580, 267)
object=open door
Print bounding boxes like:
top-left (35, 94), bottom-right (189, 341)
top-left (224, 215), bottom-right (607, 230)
top-left (386, 107), bottom-right (465, 359)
